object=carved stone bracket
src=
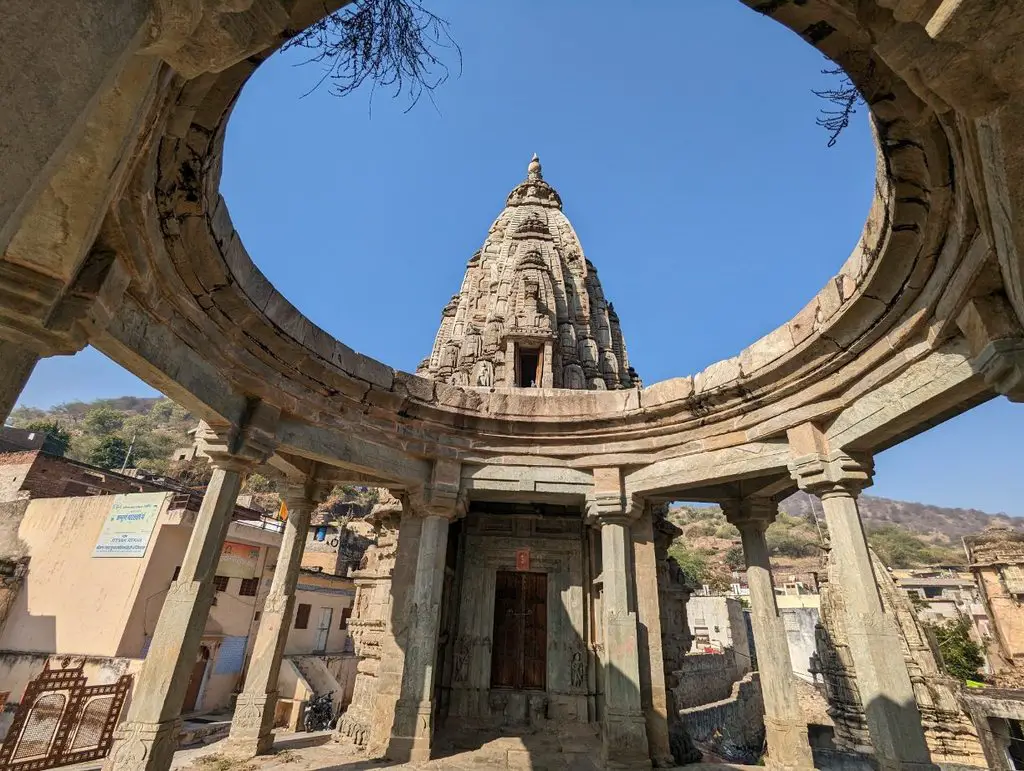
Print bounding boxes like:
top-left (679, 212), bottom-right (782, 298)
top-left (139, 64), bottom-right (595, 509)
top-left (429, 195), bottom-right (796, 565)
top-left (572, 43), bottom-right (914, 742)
top-left (719, 497), bottom-right (778, 530)
top-left (788, 450), bottom-right (874, 499)
top-left (201, 401), bottom-right (279, 471)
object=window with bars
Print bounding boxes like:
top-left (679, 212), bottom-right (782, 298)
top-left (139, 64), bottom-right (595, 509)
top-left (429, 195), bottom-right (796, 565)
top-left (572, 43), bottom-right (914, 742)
top-left (295, 603), bottom-right (311, 629)
top-left (238, 577), bottom-right (259, 597)
top-left (213, 575), bottom-right (229, 593)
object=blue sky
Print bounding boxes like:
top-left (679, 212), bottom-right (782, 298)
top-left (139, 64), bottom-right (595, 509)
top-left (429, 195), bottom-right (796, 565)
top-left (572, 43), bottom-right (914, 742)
top-left (18, 1), bottom-right (1024, 515)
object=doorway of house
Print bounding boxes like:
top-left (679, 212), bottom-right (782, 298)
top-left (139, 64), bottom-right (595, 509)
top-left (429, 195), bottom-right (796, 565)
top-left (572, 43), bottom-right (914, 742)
top-left (315, 607), bottom-right (333, 652)
top-left (183, 645), bottom-right (210, 712)
top-left (491, 571), bottom-right (547, 690)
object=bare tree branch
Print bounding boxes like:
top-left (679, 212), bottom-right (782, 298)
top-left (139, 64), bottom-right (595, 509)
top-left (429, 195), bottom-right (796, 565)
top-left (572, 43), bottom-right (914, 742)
top-left (813, 56), bottom-right (873, 147)
top-left (285, 0), bottom-right (461, 111)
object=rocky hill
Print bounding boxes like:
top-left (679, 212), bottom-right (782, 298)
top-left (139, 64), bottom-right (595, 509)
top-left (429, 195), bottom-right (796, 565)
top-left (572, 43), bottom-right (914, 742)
top-left (782, 491), bottom-right (1023, 542)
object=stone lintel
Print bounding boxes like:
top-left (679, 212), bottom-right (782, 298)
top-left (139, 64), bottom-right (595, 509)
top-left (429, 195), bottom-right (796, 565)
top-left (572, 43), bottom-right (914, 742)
top-left (788, 450), bottom-right (874, 499)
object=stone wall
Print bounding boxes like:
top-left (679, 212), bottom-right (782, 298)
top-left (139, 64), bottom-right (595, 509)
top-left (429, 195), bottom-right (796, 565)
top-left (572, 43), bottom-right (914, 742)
top-left (448, 513), bottom-right (589, 725)
top-left (781, 606), bottom-right (819, 681)
top-left (673, 650), bottom-right (742, 709)
top-left (680, 671), bottom-right (765, 764)
top-left (687, 596), bottom-right (751, 665)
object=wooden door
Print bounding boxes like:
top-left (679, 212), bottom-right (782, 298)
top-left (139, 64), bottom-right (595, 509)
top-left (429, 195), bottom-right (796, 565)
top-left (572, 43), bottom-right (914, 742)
top-left (490, 571), bottom-right (546, 690)
top-left (182, 646), bottom-right (209, 712)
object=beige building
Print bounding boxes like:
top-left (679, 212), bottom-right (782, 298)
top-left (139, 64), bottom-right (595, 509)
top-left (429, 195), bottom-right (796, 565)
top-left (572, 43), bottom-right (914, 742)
top-left (0, 491), bottom-right (355, 741)
top-left (965, 526), bottom-right (1024, 680)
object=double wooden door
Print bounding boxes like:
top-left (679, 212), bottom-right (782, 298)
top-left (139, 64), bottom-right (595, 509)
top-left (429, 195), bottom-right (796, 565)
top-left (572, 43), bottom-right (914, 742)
top-left (491, 571), bottom-right (547, 690)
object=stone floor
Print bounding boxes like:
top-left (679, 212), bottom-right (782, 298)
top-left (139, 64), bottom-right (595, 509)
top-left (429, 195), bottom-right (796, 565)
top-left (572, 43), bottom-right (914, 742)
top-left (65, 730), bottom-right (759, 771)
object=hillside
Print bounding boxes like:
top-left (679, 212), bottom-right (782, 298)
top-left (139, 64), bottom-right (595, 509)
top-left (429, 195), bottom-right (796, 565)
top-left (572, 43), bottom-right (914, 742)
top-left (783, 491), bottom-right (1023, 542)
top-left (7, 396), bottom-right (1022, 583)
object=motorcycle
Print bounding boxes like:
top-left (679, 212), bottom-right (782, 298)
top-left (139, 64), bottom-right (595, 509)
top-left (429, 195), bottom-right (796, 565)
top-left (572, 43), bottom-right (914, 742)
top-left (301, 690), bottom-right (336, 731)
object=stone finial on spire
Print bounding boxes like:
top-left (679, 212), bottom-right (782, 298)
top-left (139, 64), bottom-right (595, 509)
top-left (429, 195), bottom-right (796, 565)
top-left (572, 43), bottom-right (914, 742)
top-left (527, 153), bottom-right (542, 180)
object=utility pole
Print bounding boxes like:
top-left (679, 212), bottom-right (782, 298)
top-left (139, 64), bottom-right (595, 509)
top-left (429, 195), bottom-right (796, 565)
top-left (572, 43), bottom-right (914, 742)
top-left (120, 432), bottom-right (137, 474)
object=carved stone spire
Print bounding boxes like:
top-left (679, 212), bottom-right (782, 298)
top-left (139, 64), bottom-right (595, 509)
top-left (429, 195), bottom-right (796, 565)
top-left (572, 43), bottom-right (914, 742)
top-left (418, 157), bottom-right (637, 390)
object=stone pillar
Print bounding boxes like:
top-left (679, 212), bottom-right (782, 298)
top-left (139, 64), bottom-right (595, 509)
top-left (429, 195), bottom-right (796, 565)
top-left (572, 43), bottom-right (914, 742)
top-left (631, 506), bottom-right (673, 767)
top-left (226, 482), bottom-right (321, 757)
top-left (366, 504), bottom-right (422, 758)
top-left (722, 498), bottom-right (814, 771)
top-left (0, 341), bottom-right (39, 424)
top-left (104, 415), bottom-right (275, 771)
top-left (336, 493), bottom-right (402, 747)
top-left (387, 511), bottom-right (451, 761)
top-left (789, 443), bottom-right (938, 771)
top-left (587, 472), bottom-right (650, 769)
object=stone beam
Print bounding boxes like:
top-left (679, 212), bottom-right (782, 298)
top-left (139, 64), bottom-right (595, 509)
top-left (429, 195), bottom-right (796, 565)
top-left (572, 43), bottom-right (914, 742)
top-left (274, 416), bottom-right (431, 486)
top-left (461, 463), bottom-right (593, 502)
top-left (624, 440), bottom-right (791, 500)
top-left (826, 338), bottom-right (994, 452)
top-left (94, 297), bottom-right (248, 425)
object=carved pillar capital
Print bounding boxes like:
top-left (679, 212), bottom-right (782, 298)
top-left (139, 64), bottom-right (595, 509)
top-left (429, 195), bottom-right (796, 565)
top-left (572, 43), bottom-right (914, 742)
top-left (958, 292), bottom-right (1024, 401)
top-left (788, 450), bottom-right (874, 500)
top-left (406, 459), bottom-right (466, 519)
top-left (201, 401), bottom-right (280, 472)
top-left (720, 497), bottom-right (777, 532)
top-left (585, 467), bottom-right (642, 526)
top-left (0, 248), bottom-right (130, 356)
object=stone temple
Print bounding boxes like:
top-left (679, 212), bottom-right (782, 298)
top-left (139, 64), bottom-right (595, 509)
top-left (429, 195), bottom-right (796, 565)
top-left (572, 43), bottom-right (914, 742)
top-left (4, 2), bottom-right (1024, 770)
top-left (418, 155), bottom-right (637, 391)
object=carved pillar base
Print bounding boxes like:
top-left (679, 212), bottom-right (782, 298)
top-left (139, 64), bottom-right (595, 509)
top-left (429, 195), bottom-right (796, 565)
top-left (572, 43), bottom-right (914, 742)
top-left (603, 711), bottom-right (652, 769)
top-left (224, 692), bottom-right (278, 756)
top-left (388, 699), bottom-right (434, 762)
top-left (103, 718), bottom-right (181, 771)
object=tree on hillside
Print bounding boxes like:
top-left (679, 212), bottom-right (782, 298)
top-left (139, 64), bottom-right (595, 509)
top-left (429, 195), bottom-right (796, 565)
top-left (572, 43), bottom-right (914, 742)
top-left (83, 407), bottom-right (125, 436)
top-left (868, 525), bottom-right (963, 568)
top-left (89, 436), bottom-right (129, 470)
top-left (930, 618), bottom-right (985, 682)
top-left (24, 420), bottom-right (71, 457)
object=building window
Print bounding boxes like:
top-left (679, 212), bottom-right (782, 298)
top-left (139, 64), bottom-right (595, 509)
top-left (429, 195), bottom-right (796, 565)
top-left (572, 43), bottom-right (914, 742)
top-left (239, 577), bottom-right (259, 597)
top-left (172, 566), bottom-right (181, 582)
top-left (295, 603), bottom-right (311, 629)
top-left (213, 575), bottom-right (229, 593)
top-left (314, 527), bottom-right (327, 542)
top-left (339, 607), bottom-right (352, 630)
top-left (516, 346), bottom-right (540, 388)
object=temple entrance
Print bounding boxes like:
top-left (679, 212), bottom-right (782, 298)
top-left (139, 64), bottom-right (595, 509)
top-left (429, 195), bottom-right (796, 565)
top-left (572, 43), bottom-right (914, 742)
top-left (491, 571), bottom-right (547, 690)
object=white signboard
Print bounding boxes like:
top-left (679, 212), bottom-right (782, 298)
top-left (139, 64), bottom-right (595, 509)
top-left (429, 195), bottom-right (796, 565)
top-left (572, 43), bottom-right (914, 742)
top-left (93, 492), bottom-right (168, 558)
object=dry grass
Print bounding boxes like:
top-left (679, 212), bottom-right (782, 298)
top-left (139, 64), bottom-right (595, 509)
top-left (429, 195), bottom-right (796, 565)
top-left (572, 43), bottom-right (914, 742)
top-left (189, 753), bottom-right (256, 771)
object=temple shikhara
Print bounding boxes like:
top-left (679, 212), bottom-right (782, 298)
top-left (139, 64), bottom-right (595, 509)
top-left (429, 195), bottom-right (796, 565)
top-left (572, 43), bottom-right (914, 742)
top-left (418, 155), bottom-right (637, 391)
top-left (3, 1), bottom-right (1024, 770)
